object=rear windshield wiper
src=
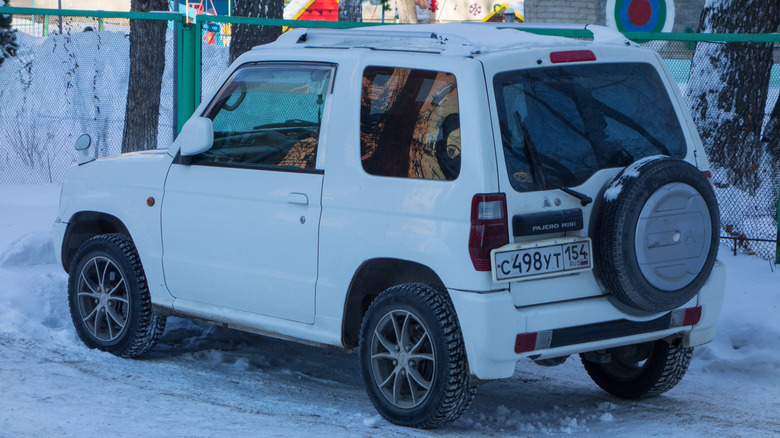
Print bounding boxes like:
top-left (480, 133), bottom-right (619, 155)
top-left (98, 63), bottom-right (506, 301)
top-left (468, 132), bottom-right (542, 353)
top-left (559, 186), bottom-right (593, 206)
top-left (515, 112), bottom-right (547, 189)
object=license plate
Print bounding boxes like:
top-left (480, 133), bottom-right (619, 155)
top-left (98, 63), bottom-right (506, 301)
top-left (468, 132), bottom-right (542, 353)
top-left (492, 238), bottom-right (592, 282)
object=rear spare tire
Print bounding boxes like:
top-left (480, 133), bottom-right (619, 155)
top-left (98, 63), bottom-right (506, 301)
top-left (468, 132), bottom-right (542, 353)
top-left (594, 156), bottom-right (719, 312)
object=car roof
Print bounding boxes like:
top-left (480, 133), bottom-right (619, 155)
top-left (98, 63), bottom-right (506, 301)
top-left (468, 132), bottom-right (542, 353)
top-left (261, 22), bottom-right (636, 57)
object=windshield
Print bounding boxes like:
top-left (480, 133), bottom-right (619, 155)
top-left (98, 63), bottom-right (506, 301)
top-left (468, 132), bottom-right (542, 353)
top-left (493, 62), bottom-right (686, 192)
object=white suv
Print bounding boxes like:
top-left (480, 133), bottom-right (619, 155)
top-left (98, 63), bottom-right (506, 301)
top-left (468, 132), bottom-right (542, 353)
top-left (55, 23), bottom-right (724, 429)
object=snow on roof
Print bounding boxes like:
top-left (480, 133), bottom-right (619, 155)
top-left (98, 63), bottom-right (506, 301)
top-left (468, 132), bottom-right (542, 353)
top-left (266, 22), bottom-right (633, 56)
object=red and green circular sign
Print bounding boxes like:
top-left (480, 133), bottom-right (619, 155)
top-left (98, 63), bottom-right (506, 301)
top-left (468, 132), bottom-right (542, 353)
top-left (607, 0), bottom-right (675, 32)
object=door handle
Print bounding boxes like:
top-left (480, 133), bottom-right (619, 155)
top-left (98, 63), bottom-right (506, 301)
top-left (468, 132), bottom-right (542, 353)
top-left (287, 193), bottom-right (309, 205)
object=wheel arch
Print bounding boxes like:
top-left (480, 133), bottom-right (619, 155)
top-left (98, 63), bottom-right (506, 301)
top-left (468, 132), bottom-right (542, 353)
top-left (61, 211), bottom-right (131, 273)
top-left (341, 258), bottom-right (446, 349)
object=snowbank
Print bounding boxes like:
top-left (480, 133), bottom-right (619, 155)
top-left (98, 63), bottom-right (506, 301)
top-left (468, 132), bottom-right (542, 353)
top-left (0, 184), bottom-right (777, 436)
top-left (692, 251), bottom-right (780, 378)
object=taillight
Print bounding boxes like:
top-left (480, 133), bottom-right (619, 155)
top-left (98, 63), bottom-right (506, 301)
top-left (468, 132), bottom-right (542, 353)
top-left (469, 193), bottom-right (509, 271)
top-left (550, 50), bottom-right (596, 64)
top-left (670, 306), bottom-right (702, 328)
top-left (702, 170), bottom-right (714, 188)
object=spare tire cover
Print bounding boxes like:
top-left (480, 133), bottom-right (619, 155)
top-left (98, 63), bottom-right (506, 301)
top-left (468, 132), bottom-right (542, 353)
top-left (594, 156), bottom-right (719, 313)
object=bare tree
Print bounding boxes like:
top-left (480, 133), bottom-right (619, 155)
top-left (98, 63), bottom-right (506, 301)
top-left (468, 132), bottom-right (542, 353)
top-left (686, 0), bottom-right (780, 193)
top-left (229, 0), bottom-right (284, 64)
top-left (397, 0), bottom-right (418, 23)
top-left (121, 0), bottom-right (168, 153)
top-left (339, 0), bottom-right (362, 23)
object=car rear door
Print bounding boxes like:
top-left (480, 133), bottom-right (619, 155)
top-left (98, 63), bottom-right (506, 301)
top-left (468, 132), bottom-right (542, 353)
top-left (482, 47), bottom-right (693, 306)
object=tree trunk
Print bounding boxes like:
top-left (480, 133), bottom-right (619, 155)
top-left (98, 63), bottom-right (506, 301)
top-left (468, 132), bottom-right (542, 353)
top-left (397, 0), bottom-right (418, 24)
top-left (121, 0), bottom-right (168, 153)
top-left (339, 0), bottom-right (362, 22)
top-left (685, 0), bottom-right (780, 194)
top-left (229, 0), bottom-right (284, 64)
top-left (762, 93), bottom-right (780, 165)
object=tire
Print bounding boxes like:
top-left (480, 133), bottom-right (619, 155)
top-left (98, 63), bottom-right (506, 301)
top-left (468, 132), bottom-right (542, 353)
top-left (358, 283), bottom-right (475, 429)
top-left (594, 157), bottom-right (719, 312)
top-left (68, 233), bottom-right (166, 358)
top-left (580, 339), bottom-right (693, 399)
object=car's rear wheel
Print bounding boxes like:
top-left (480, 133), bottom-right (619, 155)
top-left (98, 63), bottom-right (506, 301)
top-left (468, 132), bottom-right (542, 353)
top-left (68, 233), bottom-right (166, 358)
top-left (359, 283), bottom-right (475, 429)
top-left (580, 339), bottom-right (693, 399)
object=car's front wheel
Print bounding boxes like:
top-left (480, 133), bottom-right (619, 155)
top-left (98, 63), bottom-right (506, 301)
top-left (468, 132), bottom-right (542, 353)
top-left (580, 339), bottom-right (693, 399)
top-left (358, 283), bottom-right (474, 428)
top-left (68, 233), bottom-right (166, 358)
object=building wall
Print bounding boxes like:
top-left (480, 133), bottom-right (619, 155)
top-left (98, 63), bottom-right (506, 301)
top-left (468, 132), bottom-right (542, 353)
top-left (524, 0), bottom-right (706, 32)
top-left (674, 0), bottom-right (706, 32)
top-left (524, 0), bottom-right (607, 25)
top-left (10, 0), bottom-right (130, 11)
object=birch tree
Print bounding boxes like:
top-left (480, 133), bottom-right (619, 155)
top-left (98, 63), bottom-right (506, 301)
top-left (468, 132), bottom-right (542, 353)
top-left (685, 0), bottom-right (780, 194)
top-left (230, 0), bottom-right (284, 64)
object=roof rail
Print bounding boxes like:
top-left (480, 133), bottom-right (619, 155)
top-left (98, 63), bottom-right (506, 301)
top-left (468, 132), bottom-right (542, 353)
top-left (273, 27), bottom-right (479, 55)
top-left (264, 23), bottom-right (635, 56)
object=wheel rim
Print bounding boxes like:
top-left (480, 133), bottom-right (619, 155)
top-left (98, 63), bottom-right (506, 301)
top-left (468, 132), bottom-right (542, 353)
top-left (76, 256), bottom-right (130, 342)
top-left (370, 309), bottom-right (436, 409)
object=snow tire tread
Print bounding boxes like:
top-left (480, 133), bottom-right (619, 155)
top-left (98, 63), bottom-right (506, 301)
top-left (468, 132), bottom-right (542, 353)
top-left (359, 283), bottom-right (474, 429)
top-left (68, 233), bottom-right (166, 358)
top-left (581, 339), bottom-right (693, 399)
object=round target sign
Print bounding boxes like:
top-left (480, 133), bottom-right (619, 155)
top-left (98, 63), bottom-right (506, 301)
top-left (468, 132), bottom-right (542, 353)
top-left (606, 0), bottom-right (675, 32)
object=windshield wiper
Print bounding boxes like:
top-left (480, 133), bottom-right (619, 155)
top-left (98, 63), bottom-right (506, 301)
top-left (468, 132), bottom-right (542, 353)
top-left (515, 112), bottom-right (547, 189)
top-left (559, 186), bottom-right (593, 206)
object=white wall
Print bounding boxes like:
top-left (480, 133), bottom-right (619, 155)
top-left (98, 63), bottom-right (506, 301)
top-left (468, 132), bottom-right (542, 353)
top-left (9, 0), bottom-right (131, 11)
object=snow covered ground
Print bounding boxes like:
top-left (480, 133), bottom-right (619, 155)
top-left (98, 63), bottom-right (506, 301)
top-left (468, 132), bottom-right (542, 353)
top-left (0, 184), bottom-right (778, 437)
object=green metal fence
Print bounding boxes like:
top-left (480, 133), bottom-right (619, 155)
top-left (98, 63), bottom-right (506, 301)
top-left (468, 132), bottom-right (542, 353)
top-left (1, 6), bottom-right (778, 263)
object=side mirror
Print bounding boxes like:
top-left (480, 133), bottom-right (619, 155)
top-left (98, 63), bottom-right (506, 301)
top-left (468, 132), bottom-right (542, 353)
top-left (74, 134), bottom-right (94, 165)
top-left (176, 117), bottom-right (214, 157)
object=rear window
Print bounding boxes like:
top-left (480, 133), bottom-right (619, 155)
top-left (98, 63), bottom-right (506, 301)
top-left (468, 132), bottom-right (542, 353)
top-left (493, 63), bottom-right (686, 192)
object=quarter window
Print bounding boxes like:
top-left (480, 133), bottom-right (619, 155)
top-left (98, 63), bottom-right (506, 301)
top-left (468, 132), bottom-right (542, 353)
top-left (361, 66), bottom-right (461, 180)
top-left (191, 63), bottom-right (334, 170)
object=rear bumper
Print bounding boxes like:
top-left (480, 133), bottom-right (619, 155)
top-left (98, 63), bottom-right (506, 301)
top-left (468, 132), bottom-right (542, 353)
top-left (449, 260), bottom-right (726, 380)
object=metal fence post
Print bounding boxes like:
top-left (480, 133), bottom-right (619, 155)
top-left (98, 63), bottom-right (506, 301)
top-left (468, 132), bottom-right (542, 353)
top-left (176, 15), bottom-right (200, 134)
top-left (98, 17), bottom-right (104, 31)
top-left (776, 194), bottom-right (779, 264)
top-left (43, 15), bottom-right (48, 36)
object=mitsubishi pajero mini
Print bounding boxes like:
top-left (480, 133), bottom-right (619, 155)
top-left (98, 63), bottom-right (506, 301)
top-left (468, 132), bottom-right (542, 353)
top-left (55, 23), bottom-right (724, 428)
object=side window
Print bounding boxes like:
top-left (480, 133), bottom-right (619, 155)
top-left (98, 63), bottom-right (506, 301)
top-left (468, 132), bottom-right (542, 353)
top-left (191, 63), bottom-right (333, 170)
top-left (360, 66), bottom-right (460, 180)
